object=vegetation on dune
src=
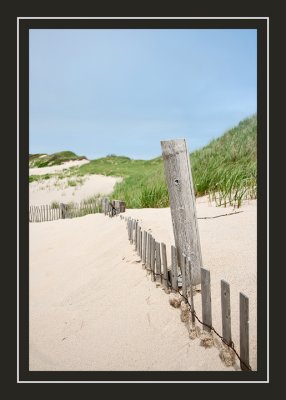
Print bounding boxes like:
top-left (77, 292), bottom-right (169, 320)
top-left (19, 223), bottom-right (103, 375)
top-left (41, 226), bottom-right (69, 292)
top-left (29, 151), bottom-right (87, 168)
top-left (29, 114), bottom-right (257, 209)
top-left (75, 114), bottom-right (257, 208)
top-left (29, 174), bottom-right (52, 183)
top-left (190, 114), bottom-right (257, 207)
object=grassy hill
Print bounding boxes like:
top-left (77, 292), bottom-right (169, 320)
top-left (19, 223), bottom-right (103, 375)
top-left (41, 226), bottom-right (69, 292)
top-left (74, 114), bottom-right (257, 208)
top-left (29, 115), bottom-right (256, 208)
top-left (29, 151), bottom-right (87, 168)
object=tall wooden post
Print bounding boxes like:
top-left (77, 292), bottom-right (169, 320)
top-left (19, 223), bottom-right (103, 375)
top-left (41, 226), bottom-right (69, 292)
top-left (161, 139), bottom-right (202, 285)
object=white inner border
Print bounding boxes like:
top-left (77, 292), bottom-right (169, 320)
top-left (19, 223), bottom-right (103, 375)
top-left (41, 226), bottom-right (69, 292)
top-left (17, 16), bottom-right (269, 384)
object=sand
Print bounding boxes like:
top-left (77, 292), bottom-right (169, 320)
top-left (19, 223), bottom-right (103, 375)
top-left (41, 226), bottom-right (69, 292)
top-left (29, 159), bottom-right (90, 175)
top-left (29, 174), bottom-right (123, 206)
top-left (29, 197), bottom-right (257, 371)
top-left (29, 160), bottom-right (122, 205)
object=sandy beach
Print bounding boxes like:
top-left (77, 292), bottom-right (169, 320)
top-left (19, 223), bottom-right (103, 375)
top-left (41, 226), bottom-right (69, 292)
top-left (29, 194), bottom-right (256, 371)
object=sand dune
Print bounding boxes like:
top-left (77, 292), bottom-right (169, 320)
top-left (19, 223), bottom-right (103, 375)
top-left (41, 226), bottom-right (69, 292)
top-left (29, 159), bottom-right (90, 175)
top-left (29, 161), bottom-right (122, 206)
top-left (29, 174), bottom-right (122, 206)
top-left (29, 197), bottom-right (256, 371)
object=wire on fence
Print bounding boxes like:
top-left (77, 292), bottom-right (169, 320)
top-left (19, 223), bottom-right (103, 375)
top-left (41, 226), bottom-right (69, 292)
top-left (121, 215), bottom-right (252, 372)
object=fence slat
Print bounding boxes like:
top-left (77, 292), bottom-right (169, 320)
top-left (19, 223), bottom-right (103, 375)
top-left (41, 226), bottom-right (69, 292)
top-left (150, 237), bottom-right (156, 281)
top-left (128, 219), bottom-right (131, 241)
top-left (140, 229), bottom-right (143, 260)
top-left (221, 280), bottom-right (232, 345)
top-left (240, 292), bottom-right (249, 370)
top-left (187, 259), bottom-right (196, 326)
top-left (137, 224), bottom-right (140, 255)
top-left (143, 231), bottom-right (147, 266)
top-left (161, 242), bottom-right (169, 292)
top-left (130, 219), bottom-right (133, 243)
top-left (201, 267), bottom-right (212, 332)
top-left (147, 233), bottom-right (151, 271)
top-left (155, 241), bottom-right (162, 283)
top-left (171, 245), bottom-right (178, 292)
top-left (181, 254), bottom-right (187, 302)
top-left (134, 220), bottom-right (138, 248)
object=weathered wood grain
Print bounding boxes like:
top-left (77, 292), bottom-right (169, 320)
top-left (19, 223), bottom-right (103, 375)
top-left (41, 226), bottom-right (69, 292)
top-left (181, 254), bottom-right (187, 302)
top-left (150, 236), bottom-right (156, 281)
top-left (240, 292), bottom-right (250, 370)
top-left (161, 139), bottom-right (202, 285)
top-left (143, 230), bottom-right (147, 266)
top-left (161, 242), bottom-right (169, 292)
top-left (171, 245), bottom-right (178, 292)
top-left (187, 259), bottom-right (196, 326)
top-left (155, 241), bottom-right (162, 283)
top-left (221, 280), bottom-right (232, 345)
top-left (201, 267), bottom-right (212, 332)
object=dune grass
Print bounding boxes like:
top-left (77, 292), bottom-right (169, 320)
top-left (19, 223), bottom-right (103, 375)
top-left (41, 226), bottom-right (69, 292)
top-left (29, 114), bottom-right (257, 209)
top-left (73, 114), bottom-right (257, 208)
top-left (29, 151), bottom-right (87, 168)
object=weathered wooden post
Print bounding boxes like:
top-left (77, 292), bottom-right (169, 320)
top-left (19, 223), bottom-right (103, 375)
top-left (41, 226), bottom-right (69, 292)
top-left (119, 201), bottom-right (126, 213)
top-left (161, 139), bottom-right (203, 285)
top-left (60, 203), bottom-right (67, 219)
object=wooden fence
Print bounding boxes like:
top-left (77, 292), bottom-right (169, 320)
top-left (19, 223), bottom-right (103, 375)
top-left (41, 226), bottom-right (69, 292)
top-left (120, 214), bottom-right (251, 371)
top-left (101, 198), bottom-right (126, 217)
top-left (29, 198), bottom-right (126, 223)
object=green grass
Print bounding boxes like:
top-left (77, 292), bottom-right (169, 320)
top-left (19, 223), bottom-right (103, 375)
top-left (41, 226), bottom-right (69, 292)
top-left (29, 151), bottom-right (87, 168)
top-left (190, 114), bottom-right (257, 207)
top-left (30, 114), bottom-right (257, 209)
top-left (29, 174), bottom-right (52, 183)
top-left (50, 201), bottom-right (60, 209)
top-left (73, 114), bottom-right (257, 208)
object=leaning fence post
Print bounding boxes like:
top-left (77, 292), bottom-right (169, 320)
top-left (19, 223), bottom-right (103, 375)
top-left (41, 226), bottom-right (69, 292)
top-left (240, 292), bottom-right (250, 370)
top-left (161, 139), bottom-right (202, 285)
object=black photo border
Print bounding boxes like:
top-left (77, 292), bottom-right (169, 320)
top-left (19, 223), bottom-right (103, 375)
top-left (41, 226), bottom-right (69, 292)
top-left (18, 17), bottom-right (268, 382)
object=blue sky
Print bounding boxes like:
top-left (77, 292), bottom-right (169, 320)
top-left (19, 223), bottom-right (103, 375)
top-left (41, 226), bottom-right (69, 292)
top-left (29, 29), bottom-right (257, 160)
